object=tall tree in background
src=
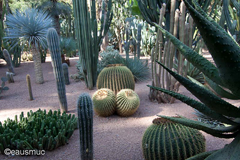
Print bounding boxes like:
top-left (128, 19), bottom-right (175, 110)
top-left (38, 0), bottom-right (71, 35)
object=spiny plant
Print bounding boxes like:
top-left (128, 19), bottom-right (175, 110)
top-left (97, 64), bottom-right (135, 94)
top-left (142, 117), bottom-right (206, 160)
top-left (77, 93), bottom-right (93, 160)
top-left (0, 77), bottom-right (9, 97)
top-left (147, 0), bottom-right (240, 159)
top-left (26, 74), bottom-right (34, 101)
top-left (0, 109), bottom-right (77, 153)
top-left (92, 88), bottom-right (116, 117)
top-left (47, 28), bottom-right (68, 112)
top-left (3, 49), bottom-right (15, 75)
top-left (116, 89), bottom-right (140, 117)
top-left (4, 8), bottom-right (53, 84)
top-left (62, 63), bottom-right (70, 85)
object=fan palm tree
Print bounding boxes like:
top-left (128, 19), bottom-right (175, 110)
top-left (4, 8), bottom-right (53, 84)
top-left (38, 0), bottom-right (71, 35)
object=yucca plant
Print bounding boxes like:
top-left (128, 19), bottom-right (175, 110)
top-left (4, 8), bottom-right (53, 84)
top-left (147, 0), bottom-right (240, 159)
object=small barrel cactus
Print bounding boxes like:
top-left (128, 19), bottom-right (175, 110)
top-left (142, 117), bottom-right (206, 160)
top-left (6, 72), bottom-right (14, 83)
top-left (3, 49), bottom-right (15, 75)
top-left (92, 88), bottom-right (116, 117)
top-left (77, 93), bottom-right (93, 160)
top-left (116, 89), bottom-right (140, 116)
top-left (97, 64), bottom-right (135, 94)
top-left (26, 74), bottom-right (34, 100)
top-left (47, 28), bottom-right (68, 112)
top-left (62, 63), bottom-right (70, 85)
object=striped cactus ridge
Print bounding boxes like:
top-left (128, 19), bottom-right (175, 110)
top-left (116, 89), bottom-right (140, 117)
top-left (142, 118), bottom-right (206, 160)
top-left (97, 64), bottom-right (135, 94)
top-left (92, 88), bottom-right (116, 117)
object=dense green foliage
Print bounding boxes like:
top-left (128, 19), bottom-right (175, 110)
top-left (0, 109), bottom-right (77, 153)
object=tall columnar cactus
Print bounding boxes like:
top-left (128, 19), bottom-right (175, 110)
top-left (3, 49), bottom-right (15, 75)
top-left (137, 24), bottom-right (142, 59)
top-left (147, 0), bottom-right (240, 159)
top-left (47, 28), bottom-right (68, 112)
top-left (26, 74), bottom-right (33, 101)
top-left (97, 64), bottom-right (135, 94)
top-left (116, 89), bottom-right (140, 117)
top-left (142, 117), bottom-right (206, 160)
top-left (72, 0), bottom-right (113, 89)
top-left (62, 63), bottom-right (70, 85)
top-left (92, 88), bottom-right (116, 117)
top-left (77, 93), bottom-right (93, 160)
top-left (6, 72), bottom-right (14, 83)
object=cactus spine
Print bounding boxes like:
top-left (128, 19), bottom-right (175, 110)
top-left (97, 64), bottom-right (135, 94)
top-left (92, 88), bottom-right (116, 117)
top-left (62, 63), bottom-right (70, 85)
top-left (3, 49), bottom-right (15, 75)
top-left (142, 118), bottom-right (206, 160)
top-left (47, 28), bottom-right (68, 112)
top-left (116, 89), bottom-right (140, 116)
top-left (26, 74), bottom-right (33, 101)
top-left (77, 93), bottom-right (93, 160)
top-left (72, 0), bottom-right (113, 89)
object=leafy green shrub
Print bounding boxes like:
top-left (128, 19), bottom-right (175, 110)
top-left (60, 37), bottom-right (77, 57)
top-left (0, 109), bottom-right (77, 153)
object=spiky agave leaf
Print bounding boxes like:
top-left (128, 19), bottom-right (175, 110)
top-left (155, 61), bottom-right (240, 118)
top-left (183, 0), bottom-right (240, 96)
top-left (147, 85), bottom-right (239, 126)
top-left (4, 8), bottom-right (53, 49)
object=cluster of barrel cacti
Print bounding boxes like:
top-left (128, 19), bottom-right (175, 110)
top-left (92, 88), bottom-right (140, 117)
top-left (47, 28), bottom-right (68, 112)
top-left (0, 109), bottom-right (77, 154)
top-left (142, 117), bottom-right (206, 160)
top-left (77, 93), bottom-right (93, 160)
top-left (96, 64), bottom-right (135, 94)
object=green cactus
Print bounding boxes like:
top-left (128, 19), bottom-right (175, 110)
top-left (77, 93), bottom-right (93, 160)
top-left (146, 0), bottom-right (240, 159)
top-left (47, 28), bottom-right (68, 112)
top-left (62, 63), bottom-right (70, 85)
top-left (97, 64), bottom-right (135, 94)
top-left (116, 89), bottom-right (140, 117)
top-left (142, 117), bottom-right (206, 160)
top-left (72, 0), bottom-right (113, 89)
top-left (92, 88), bottom-right (116, 117)
top-left (6, 72), bottom-right (14, 83)
top-left (3, 49), bottom-right (15, 75)
top-left (0, 109), bottom-right (77, 154)
top-left (137, 24), bottom-right (142, 59)
top-left (26, 74), bottom-right (33, 101)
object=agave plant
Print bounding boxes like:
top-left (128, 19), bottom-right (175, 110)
top-left (147, 0), bottom-right (240, 159)
top-left (4, 8), bottom-right (53, 84)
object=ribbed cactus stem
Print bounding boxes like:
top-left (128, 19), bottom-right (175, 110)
top-left (47, 28), bottom-right (68, 112)
top-left (26, 74), bottom-right (33, 101)
top-left (137, 24), bottom-right (142, 59)
top-left (77, 93), bottom-right (93, 160)
top-left (3, 49), bottom-right (15, 75)
top-left (6, 72), bottom-right (14, 83)
top-left (62, 63), bottom-right (70, 85)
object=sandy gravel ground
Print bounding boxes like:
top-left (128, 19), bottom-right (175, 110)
top-left (0, 56), bottom-right (237, 160)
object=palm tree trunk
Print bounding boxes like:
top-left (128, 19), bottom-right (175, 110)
top-left (32, 44), bottom-right (44, 84)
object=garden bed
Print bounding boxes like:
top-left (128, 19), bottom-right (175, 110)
top-left (0, 56), bottom-right (235, 160)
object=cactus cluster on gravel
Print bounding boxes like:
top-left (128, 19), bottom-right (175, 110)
top-left (92, 88), bottom-right (140, 117)
top-left (0, 109), bottom-right (77, 154)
